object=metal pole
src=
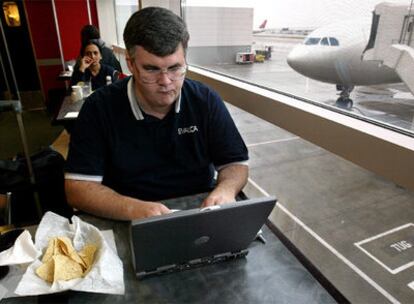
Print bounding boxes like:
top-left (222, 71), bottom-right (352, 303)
top-left (86, 0), bottom-right (92, 24)
top-left (0, 11), bottom-right (43, 219)
top-left (0, 46), bottom-right (12, 99)
top-left (6, 192), bottom-right (12, 225)
top-left (0, 13), bottom-right (20, 101)
top-left (51, 0), bottom-right (66, 71)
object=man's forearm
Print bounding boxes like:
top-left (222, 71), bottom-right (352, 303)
top-left (216, 164), bottom-right (248, 197)
top-left (202, 164), bottom-right (248, 206)
top-left (65, 180), bottom-right (169, 220)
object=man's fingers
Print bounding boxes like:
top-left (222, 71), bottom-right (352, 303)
top-left (201, 197), bottom-right (218, 208)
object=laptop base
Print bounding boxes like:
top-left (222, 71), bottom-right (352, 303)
top-left (136, 249), bottom-right (249, 279)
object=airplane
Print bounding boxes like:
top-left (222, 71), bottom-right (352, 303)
top-left (253, 19), bottom-right (267, 34)
top-left (286, 18), bottom-right (401, 108)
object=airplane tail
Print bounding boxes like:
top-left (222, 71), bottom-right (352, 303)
top-left (259, 19), bottom-right (267, 29)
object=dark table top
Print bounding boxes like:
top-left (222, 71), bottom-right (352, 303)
top-left (58, 70), bottom-right (73, 81)
top-left (56, 96), bottom-right (84, 121)
top-left (3, 194), bottom-right (336, 303)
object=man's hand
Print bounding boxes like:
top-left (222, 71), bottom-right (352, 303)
top-left (201, 164), bottom-right (248, 208)
top-left (131, 201), bottom-right (171, 219)
top-left (201, 188), bottom-right (235, 207)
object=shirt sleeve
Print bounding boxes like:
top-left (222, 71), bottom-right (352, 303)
top-left (65, 96), bottom-right (107, 182)
top-left (206, 89), bottom-right (249, 169)
top-left (70, 69), bottom-right (86, 87)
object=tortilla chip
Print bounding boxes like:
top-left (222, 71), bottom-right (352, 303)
top-left (56, 237), bottom-right (85, 267)
top-left (56, 237), bottom-right (74, 256)
top-left (37, 236), bottom-right (98, 283)
top-left (42, 239), bottom-right (56, 263)
top-left (79, 244), bottom-right (97, 274)
top-left (53, 254), bottom-right (83, 282)
top-left (36, 258), bottom-right (55, 283)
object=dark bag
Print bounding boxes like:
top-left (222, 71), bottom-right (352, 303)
top-left (0, 147), bottom-right (73, 226)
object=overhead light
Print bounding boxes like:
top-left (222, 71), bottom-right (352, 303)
top-left (3, 2), bottom-right (21, 27)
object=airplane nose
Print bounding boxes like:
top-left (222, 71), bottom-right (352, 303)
top-left (286, 45), bottom-right (308, 71)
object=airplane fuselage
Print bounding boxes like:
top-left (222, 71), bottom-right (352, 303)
top-left (286, 20), bottom-right (400, 86)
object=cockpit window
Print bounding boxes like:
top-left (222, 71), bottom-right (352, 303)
top-left (321, 37), bottom-right (330, 45)
top-left (304, 37), bottom-right (321, 45)
top-left (329, 37), bottom-right (339, 46)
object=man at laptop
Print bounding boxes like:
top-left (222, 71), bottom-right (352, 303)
top-left (64, 7), bottom-right (249, 220)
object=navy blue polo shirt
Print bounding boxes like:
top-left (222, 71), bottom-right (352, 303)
top-left (71, 63), bottom-right (116, 91)
top-left (65, 77), bottom-right (248, 201)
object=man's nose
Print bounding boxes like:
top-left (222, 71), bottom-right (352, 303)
top-left (157, 71), bottom-right (172, 85)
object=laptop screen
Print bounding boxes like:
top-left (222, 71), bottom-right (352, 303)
top-left (129, 196), bottom-right (277, 278)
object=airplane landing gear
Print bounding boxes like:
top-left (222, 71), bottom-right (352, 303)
top-left (335, 84), bottom-right (354, 109)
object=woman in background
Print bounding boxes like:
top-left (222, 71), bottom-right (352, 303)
top-left (71, 41), bottom-right (117, 91)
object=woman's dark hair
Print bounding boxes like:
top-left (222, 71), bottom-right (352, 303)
top-left (80, 40), bottom-right (102, 57)
top-left (123, 7), bottom-right (190, 58)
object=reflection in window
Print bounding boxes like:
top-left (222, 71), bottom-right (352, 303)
top-left (182, 0), bottom-right (414, 137)
top-left (329, 37), bottom-right (339, 46)
top-left (304, 37), bottom-right (320, 45)
top-left (114, 0), bottom-right (138, 46)
top-left (320, 37), bottom-right (330, 45)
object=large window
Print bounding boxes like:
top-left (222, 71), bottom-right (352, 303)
top-left (182, 1), bottom-right (414, 303)
top-left (184, 0), bottom-right (414, 136)
top-left (114, 0), bottom-right (138, 47)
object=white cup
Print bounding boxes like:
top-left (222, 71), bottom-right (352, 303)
top-left (71, 85), bottom-right (83, 101)
top-left (82, 82), bottom-right (92, 97)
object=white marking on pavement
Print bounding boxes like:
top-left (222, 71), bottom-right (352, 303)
top-left (247, 177), bottom-right (401, 304)
top-left (354, 223), bottom-right (414, 274)
top-left (247, 136), bottom-right (299, 147)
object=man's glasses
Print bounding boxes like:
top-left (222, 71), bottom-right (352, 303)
top-left (134, 62), bottom-right (187, 84)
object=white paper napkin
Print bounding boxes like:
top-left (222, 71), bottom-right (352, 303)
top-left (64, 112), bottom-right (79, 118)
top-left (14, 212), bottom-right (124, 296)
top-left (0, 230), bottom-right (40, 266)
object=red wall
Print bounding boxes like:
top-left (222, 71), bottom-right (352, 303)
top-left (90, 0), bottom-right (99, 28)
top-left (24, 0), bottom-right (100, 105)
top-left (24, 1), bottom-right (60, 60)
top-left (54, 0), bottom-right (89, 61)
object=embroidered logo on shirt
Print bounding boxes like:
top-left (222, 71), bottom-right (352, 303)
top-left (178, 125), bottom-right (199, 135)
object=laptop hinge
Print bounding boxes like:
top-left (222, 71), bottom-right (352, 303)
top-left (137, 250), bottom-right (249, 279)
top-left (137, 264), bottom-right (177, 278)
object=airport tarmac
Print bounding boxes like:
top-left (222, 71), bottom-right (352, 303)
top-left (225, 101), bottom-right (414, 303)
top-left (198, 36), bottom-right (414, 302)
top-left (205, 35), bottom-right (414, 135)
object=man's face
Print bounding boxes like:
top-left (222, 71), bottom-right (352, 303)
top-left (127, 45), bottom-right (186, 111)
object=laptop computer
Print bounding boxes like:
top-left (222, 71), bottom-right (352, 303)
top-left (129, 196), bottom-right (277, 278)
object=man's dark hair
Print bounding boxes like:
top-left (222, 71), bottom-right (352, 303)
top-left (81, 25), bottom-right (100, 46)
top-left (80, 40), bottom-right (102, 57)
top-left (123, 7), bottom-right (190, 58)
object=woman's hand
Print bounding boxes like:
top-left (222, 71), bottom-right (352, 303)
top-left (79, 56), bottom-right (93, 73)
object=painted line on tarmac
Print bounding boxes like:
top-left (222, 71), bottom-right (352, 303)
top-left (247, 177), bottom-right (400, 304)
top-left (247, 136), bottom-right (300, 147)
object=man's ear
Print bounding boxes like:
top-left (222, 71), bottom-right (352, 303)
top-left (125, 52), bottom-right (134, 74)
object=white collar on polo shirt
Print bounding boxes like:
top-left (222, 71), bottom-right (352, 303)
top-left (127, 77), bottom-right (181, 121)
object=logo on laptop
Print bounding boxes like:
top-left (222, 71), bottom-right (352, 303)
top-left (178, 125), bottom-right (199, 135)
top-left (193, 235), bottom-right (210, 246)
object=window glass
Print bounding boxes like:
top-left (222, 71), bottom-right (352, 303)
top-left (304, 37), bottom-right (320, 45)
top-left (320, 37), bottom-right (330, 45)
top-left (329, 37), bottom-right (339, 46)
top-left (114, 0), bottom-right (138, 47)
top-left (184, 0), bottom-right (414, 136)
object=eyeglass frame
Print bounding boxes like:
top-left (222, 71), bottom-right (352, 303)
top-left (131, 59), bottom-right (187, 84)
